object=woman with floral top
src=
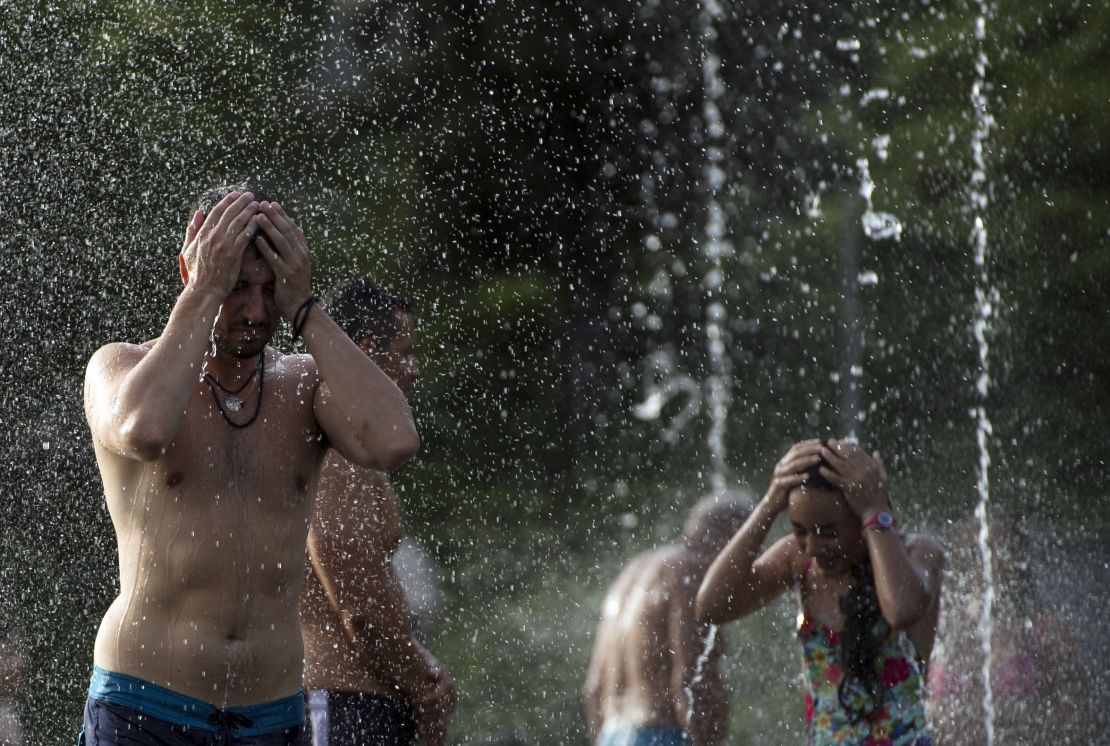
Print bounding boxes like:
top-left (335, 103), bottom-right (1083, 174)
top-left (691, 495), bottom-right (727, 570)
top-left (696, 438), bottom-right (944, 745)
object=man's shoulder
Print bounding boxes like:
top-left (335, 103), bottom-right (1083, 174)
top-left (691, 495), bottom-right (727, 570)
top-left (91, 339), bottom-right (154, 356)
top-left (624, 544), bottom-right (690, 585)
top-left (86, 340), bottom-right (153, 375)
top-left (267, 350), bottom-right (319, 379)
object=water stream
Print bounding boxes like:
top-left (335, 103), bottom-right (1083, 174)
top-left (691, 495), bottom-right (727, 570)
top-left (684, 623), bottom-right (719, 727)
top-left (697, 0), bottom-right (732, 497)
top-left (969, 4), bottom-right (998, 743)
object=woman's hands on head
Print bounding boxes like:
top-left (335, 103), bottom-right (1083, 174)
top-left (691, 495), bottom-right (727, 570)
top-left (764, 439), bottom-right (824, 514)
top-left (818, 439), bottom-right (890, 521)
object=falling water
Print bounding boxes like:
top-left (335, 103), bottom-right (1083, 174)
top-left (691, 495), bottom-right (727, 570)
top-left (685, 6), bottom-right (730, 713)
top-left (697, 0), bottom-right (733, 496)
top-left (856, 157), bottom-right (903, 242)
top-left (684, 623), bottom-right (719, 727)
top-left (969, 4), bottom-right (998, 744)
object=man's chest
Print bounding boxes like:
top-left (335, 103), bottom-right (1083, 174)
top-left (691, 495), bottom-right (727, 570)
top-left (157, 387), bottom-right (324, 510)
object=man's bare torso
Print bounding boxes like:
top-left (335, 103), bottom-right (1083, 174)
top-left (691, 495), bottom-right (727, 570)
top-left (300, 453), bottom-right (402, 694)
top-left (589, 545), bottom-right (716, 729)
top-left (91, 344), bottom-right (325, 707)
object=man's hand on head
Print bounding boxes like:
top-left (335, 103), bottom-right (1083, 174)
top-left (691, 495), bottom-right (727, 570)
top-left (254, 201), bottom-right (313, 320)
top-left (179, 191), bottom-right (260, 299)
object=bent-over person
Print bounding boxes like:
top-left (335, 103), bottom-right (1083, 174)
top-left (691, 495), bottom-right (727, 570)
top-left (584, 495), bottom-right (751, 746)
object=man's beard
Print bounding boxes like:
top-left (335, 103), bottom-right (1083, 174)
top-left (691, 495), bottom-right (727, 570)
top-left (213, 326), bottom-right (271, 359)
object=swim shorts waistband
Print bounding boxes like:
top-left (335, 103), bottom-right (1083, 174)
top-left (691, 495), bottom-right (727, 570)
top-left (88, 666), bottom-right (304, 735)
top-left (596, 722), bottom-right (690, 746)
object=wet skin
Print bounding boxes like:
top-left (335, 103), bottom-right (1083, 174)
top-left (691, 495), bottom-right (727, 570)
top-left (84, 192), bottom-right (418, 707)
top-left (697, 439), bottom-right (944, 659)
top-left (788, 486), bottom-right (867, 578)
top-left (90, 343), bottom-right (326, 704)
top-left (301, 310), bottom-right (455, 746)
top-left (584, 545), bottom-right (728, 746)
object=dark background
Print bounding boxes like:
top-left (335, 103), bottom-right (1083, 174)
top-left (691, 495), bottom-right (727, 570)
top-left (1, 0), bottom-right (1107, 742)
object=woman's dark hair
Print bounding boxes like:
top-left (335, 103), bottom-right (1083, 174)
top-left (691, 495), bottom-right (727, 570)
top-left (324, 275), bottom-right (411, 349)
top-left (804, 443), bottom-right (888, 723)
top-left (839, 559), bottom-right (886, 723)
top-left (802, 456), bottom-right (837, 493)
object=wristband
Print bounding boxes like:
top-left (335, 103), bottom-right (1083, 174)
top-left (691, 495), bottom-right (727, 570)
top-left (861, 510), bottom-right (896, 534)
top-left (292, 294), bottom-right (318, 340)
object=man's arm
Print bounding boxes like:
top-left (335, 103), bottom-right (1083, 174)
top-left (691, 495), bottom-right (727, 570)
top-left (306, 474), bottom-right (454, 744)
top-left (668, 567), bottom-right (727, 746)
top-left (85, 192), bottom-right (259, 459)
top-left (253, 201), bottom-right (418, 470)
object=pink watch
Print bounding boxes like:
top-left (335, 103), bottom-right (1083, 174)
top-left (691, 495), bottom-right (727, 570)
top-left (861, 511), bottom-right (896, 533)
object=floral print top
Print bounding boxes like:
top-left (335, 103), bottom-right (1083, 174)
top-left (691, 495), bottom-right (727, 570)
top-left (797, 575), bottom-right (933, 745)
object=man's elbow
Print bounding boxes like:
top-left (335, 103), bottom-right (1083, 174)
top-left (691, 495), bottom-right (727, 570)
top-left (694, 590), bottom-right (718, 624)
top-left (119, 417), bottom-right (173, 461)
top-left (378, 425), bottom-right (419, 471)
top-left (353, 424), bottom-right (419, 471)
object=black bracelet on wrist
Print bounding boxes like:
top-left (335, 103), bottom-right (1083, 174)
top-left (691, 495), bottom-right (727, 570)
top-left (292, 294), bottom-right (318, 340)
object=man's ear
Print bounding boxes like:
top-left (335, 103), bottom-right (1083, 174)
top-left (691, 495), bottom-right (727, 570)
top-left (179, 254), bottom-right (190, 286)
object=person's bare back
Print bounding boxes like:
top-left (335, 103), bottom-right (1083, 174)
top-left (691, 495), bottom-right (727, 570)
top-left (584, 496), bottom-right (750, 746)
top-left (587, 547), bottom-right (700, 728)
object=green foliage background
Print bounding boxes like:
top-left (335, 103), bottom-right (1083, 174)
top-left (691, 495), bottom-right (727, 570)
top-left (0, 0), bottom-right (1106, 743)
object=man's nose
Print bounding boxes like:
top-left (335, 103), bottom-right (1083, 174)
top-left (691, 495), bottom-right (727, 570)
top-left (242, 288), bottom-right (268, 322)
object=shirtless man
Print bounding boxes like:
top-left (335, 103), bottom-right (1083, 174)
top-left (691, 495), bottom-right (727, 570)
top-left (81, 187), bottom-right (419, 744)
top-left (584, 495), bottom-right (751, 746)
top-left (301, 277), bottom-right (456, 746)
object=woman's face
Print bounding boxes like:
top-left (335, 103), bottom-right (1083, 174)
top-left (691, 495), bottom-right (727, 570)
top-left (787, 486), bottom-right (866, 575)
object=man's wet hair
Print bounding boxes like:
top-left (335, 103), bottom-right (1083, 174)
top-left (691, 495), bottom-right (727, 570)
top-left (193, 183), bottom-right (274, 249)
top-left (194, 183), bottom-right (273, 216)
top-left (324, 275), bottom-right (412, 349)
top-left (682, 491), bottom-right (753, 549)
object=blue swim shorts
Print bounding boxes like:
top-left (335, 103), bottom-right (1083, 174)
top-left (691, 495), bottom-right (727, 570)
top-left (79, 666), bottom-right (304, 745)
top-left (306, 689), bottom-right (416, 746)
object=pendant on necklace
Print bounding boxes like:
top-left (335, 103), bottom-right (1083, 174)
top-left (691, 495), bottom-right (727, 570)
top-left (226, 396), bottom-right (243, 412)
